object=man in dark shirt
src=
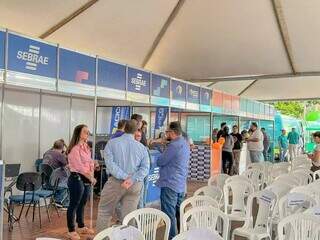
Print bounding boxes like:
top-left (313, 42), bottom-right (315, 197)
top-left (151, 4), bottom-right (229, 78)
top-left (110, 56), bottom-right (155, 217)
top-left (43, 140), bottom-right (67, 169)
top-left (111, 119), bottom-right (127, 139)
top-left (231, 125), bottom-right (243, 175)
top-left (131, 114), bottom-right (148, 146)
top-left (43, 140), bottom-right (69, 208)
top-left (217, 122), bottom-right (227, 140)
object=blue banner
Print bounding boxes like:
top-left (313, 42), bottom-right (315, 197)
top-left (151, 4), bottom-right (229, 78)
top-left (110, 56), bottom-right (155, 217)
top-left (171, 80), bottom-right (186, 101)
top-left (0, 30), bottom-right (5, 70)
top-left (59, 48), bottom-right (95, 85)
top-left (151, 74), bottom-right (169, 98)
top-left (155, 107), bottom-right (168, 130)
top-left (187, 84), bottom-right (200, 104)
top-left (110, 106), bottom-right (131, 134)
top-left (98, 58), bottom-right (126, 90)
top-left (200, 88), bottom-right (211, 106)
top-left (127, 67), bottom-right (150, 95)
top-left (7, 33), bottom-right (57, 78)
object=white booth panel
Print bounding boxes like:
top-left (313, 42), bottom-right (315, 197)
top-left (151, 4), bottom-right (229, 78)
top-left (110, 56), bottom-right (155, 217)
top-left (71, 98), bottom-right (94, 135)
top-left (3, 89), bottom-right (40, 172)
top-left (40, 95), bottom-right (70, 156)
top-left (96, 107), bottom-right (112, 135)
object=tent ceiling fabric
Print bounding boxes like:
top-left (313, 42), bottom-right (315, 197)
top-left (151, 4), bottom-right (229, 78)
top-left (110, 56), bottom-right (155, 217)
top-left (145, 0), bottom-right (292, 79)
top-left (47, 0), bottom-right (179, 67)
top-left (281, 0), bottom-right (320, 72)
top-left (0, 0), bottom-right (319, 100)
top-left (241, 76), bottom-right (320, 101)
top-left (0, 0), bottom-right (88, 37)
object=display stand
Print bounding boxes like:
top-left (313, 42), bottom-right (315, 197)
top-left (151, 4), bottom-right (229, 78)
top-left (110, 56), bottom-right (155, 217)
top-left (145, 150), bottom-right (161, 205)
top-left (211, 142), bottom-right (222, 177)
top-left (239, 143), bottom-right (250, 174)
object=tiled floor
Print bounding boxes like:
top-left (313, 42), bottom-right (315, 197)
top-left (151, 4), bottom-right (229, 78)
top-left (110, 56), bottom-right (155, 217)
top-left (3, 181), bottom-right (207, 240)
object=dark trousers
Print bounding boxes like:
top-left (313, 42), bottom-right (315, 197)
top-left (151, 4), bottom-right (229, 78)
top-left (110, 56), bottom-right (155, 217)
top-left (222, 151), bottom-right (233, 175)
top-left (67, 173), bottom-right (90, 232)
top-left (160, 187), bottom-right (184, 240)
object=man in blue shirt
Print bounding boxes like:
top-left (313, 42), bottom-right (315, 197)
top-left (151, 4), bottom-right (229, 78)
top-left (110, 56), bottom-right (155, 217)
top-left (278, 129), bottom-right (288, 161)
top-left (156, 121), bottom-right (190, 239)
top-left (96, 120), bottom-right (150, 233)
top-left (287, 128), bottom-right (300, 160)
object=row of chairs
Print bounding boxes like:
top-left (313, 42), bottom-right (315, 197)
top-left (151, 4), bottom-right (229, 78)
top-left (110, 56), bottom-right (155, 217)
top-left (5, 164), bottom-right (60, 231)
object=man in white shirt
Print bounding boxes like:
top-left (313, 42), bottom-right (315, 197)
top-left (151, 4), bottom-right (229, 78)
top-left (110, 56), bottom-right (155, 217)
top-left (246, 122), bottom-right (264, 163)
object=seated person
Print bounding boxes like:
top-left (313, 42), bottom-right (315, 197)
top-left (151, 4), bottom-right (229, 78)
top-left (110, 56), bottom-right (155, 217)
top-left (43, 139), bottom-right (69, 208)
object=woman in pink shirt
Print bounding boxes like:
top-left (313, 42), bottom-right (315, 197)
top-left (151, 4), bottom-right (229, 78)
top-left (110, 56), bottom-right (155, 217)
top-left (66, 124), bottom-right (96, 240)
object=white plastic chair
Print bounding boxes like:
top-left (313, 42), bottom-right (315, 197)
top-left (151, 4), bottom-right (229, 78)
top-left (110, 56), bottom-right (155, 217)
top-left (194, 186), bottom-right (223, 205)
top-left (93, 225), bottom-right (145, 240)
top-left (223, 179), bottom-right (254, 221)
top-left (279, 192), bottom-right (317, 220)
top-left (274, 174), bottom-right (300, 187)
top-left (182, 206), bottom-right (229, 240)
top-left (180, 195), bottom-right (219, 230)
top-left (232, 190), bottom-right (277, 240)
top-left (277, 213), bottom-right (320, 240)
top-left (290, 171), bottom-right (313, 185)
top-left (225, 174), bottom-right (254, 185)
top-left (208, 173), bottom-right (230, 190)
top-left (122, 208), bottom-right (170, 240)
top-left (172, 228), bottom-right (223, 240)
top-left (270, 163), bottom-right (291, 182)
top-left (314, 170), bottom-right (320, 181)
top-left (247, 162), bottom-right (264, 171)
top-left (242, 168), bottom-right (265, 191)
top-left (291, 185), bottom-right (320, 205)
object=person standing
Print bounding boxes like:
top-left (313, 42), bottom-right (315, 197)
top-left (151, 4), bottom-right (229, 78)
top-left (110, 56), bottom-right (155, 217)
top-left (156, 122), bottom-right (190, 240)
top-left (221, 126), bottom-right (235, 175)
top-left (231, 125), bottom-right (243, 175)
top-left (288, 128), bottom-right (300, 160)
top-left (261, 128), bottom-right (270, 161)
top-left (278, 129), bottom-right (289, 162)
top-left (308, 131), bottom-right (320, 172)
top-left (96, 120), bottom-right (150, 233)
top-left (217, 122), bottom-right (227, 140)
top-left (246, 122), bottom-right (264, 163)
top-left (66, 125), bottom-right (96, 240)
top-left (131, 114), bottom-right (148, 146)
top-left (111, 119), bottom-right (127, 139)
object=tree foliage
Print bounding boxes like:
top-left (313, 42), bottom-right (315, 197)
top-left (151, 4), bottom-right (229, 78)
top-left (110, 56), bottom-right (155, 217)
top-left (273, 101), bottom-right (304, 118)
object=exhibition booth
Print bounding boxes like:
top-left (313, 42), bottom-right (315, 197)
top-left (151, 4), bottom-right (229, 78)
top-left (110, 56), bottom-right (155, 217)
top-left (0, 28), bottom-right (275, 236)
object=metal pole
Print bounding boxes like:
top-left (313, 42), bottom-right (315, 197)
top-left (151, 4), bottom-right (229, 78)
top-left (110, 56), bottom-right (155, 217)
top-left (38, 90), bottom-right (42, 158)
top-left (90, 57), bottom-right (98, 229)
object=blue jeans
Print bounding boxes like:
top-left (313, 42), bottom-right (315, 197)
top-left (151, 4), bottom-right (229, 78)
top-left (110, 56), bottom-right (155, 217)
top-left (280, 148), bottom-right (288, 162)
top-left (160, 187), bottom-right (185, 240)
top-left (138, 176), bottom-right (149, 208)
top-left (67, 173), bottom-right (91, 232)
top-left (55, 187), bottom-right (69, 207)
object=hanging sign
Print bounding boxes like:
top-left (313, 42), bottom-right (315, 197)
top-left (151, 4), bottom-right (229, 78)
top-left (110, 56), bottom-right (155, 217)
top-left (186, 84), bottom-right (200, 111)
top-left (151, 74), bottom-right (170, 106)
top-left (200, 88), bottom-right (212, 112)
top-left (59, 48), bottom-right (96, 96)
top-left (171, 79), bottom-right (186, 109)
top-left (97, 58), bottom-right (126, 100)
top-left (212, 90), bottom-right (223, 113)
top-left (7, 32), bottom-right (57, 90)
top-left (109, 106), bottom-right (131, 134)
top-left (155, 107), bottom-right (168, 130)
top-left (127, 67), bottom-right (150, 103)
top-left (0, 29), bottom-right (5, 82)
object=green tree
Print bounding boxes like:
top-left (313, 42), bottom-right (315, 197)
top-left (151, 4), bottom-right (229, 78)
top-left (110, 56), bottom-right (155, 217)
top-left (272, 101), bottom-right (304, 119)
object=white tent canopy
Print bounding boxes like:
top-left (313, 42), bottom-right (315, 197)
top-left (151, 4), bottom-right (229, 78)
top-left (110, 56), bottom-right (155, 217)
top-left (1, 0), bottom-right (319, 101)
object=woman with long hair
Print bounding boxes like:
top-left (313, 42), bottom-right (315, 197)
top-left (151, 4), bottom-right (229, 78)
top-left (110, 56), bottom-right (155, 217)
top-left (221, 126), bottom-right (235, 175)
top-left (66, 124), bottom-right (96, 240)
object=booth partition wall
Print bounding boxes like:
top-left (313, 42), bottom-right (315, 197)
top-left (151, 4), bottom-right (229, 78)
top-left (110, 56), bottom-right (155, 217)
top-left (1, 86), bottom-right (94, 172)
